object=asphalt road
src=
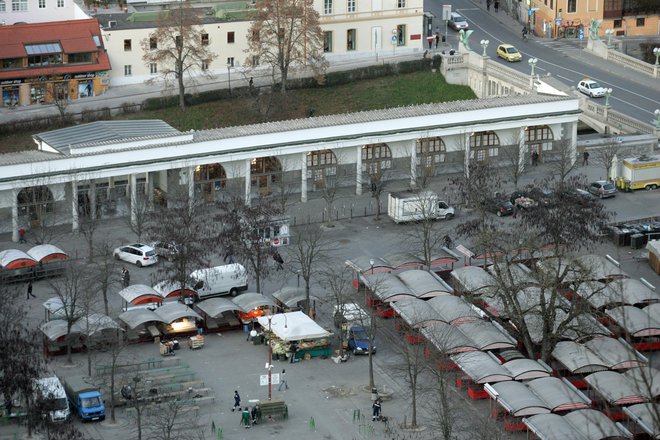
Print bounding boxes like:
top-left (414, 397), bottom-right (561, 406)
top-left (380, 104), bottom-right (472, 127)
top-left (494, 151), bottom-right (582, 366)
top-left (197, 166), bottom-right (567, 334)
top-left (424, 0), bottom-right (660, 125)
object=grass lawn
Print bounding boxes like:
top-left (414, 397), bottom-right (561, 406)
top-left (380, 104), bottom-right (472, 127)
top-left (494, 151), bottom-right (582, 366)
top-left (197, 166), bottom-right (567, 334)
top-left (1, 70), bottom-right (475, 153)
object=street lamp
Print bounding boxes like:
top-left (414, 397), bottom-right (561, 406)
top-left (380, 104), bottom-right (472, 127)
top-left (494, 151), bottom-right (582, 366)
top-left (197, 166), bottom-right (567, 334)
top-left (604, 88), bottom-right (613, 107)
top-left (653, 47), bottom-right (660, 65)
top-left (605, 29), bottom-right (614, 48)
top-left (266, 311), bottom-right (287, 401)
top-left (480, 39), bottom-right (489, 57)
top-left (297, 269), bottom-right (300, 288)
top-left (654, 109), bottom-right (660, 129)
top-left (528, 58), bottom-right (538, 77)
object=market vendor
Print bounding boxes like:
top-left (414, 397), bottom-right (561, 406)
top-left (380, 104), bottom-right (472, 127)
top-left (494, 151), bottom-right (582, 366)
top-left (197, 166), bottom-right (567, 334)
top-left (288, 341), bottom-right (299, 363)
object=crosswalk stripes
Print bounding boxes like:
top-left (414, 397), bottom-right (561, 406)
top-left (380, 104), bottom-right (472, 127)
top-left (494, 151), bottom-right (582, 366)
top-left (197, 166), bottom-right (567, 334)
top-left (533, 38), bottom-right (582, 54)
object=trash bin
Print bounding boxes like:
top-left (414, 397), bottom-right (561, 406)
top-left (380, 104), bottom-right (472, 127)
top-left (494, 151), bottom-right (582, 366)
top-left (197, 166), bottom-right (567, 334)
top-left (442, 35), bottom-right (446, 42)
top-left (623, 179), bottom-right (631, 192)
top-left (371, 388), bottom-right (378, 401)
top-left (630, 233), bottom-right (646, 250)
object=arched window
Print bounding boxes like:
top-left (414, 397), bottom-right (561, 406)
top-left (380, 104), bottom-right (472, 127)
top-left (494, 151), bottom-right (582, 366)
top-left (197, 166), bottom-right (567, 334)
top-left (525, 125), bottom-right (554, 159)
top-left (194, 164), bottom-right (227, 202)
top-left (469, 131), bottom-right (500, 162)
top-left (307, 150), bottom-right (337, 189)
top-left (362, 143), bottom-right (392, 176)
top-left (250, 157), bottom-right (282, 193)
top-left (416, 137), bottom-right (446, 168)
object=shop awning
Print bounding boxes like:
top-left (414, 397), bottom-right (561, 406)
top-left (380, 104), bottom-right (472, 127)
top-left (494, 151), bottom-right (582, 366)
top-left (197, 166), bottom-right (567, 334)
top-left (232, 292), bottom-right (275, 312)
top-left (0, 249), bottom-right (37, 269)
top-left (257, 311), bottom-right (330, 342)
top-left (154, 302), bottom-right (201, 323)
top-left (40, 320), bottom-right (71, 341)
top-left (27, 244), bottom-right (69, 262)
top-left (196, 297), bottom-right (242, 318)
top-left (118, 285), bottom-right (163, 305)
top-left (118, 309), bottom-right (168, 330)
top-left (271, 287), bottom-right (321, 308)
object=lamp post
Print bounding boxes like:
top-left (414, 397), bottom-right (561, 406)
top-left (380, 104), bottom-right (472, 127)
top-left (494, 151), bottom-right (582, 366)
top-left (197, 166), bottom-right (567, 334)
top-left (297, 269), bottom-right (300, 288)
top-left (604, 88), bottom-right (613, 107)
top-left (605, 29), bottom-right (614, 48)
top-left (266, 312), bottom-right (287, 401)
top-left (480, 39), bottom-right (489, 57)
top-left (528, 57), bottom-right (538, 77)
top-left (653, 47), bottom-right (660, 65)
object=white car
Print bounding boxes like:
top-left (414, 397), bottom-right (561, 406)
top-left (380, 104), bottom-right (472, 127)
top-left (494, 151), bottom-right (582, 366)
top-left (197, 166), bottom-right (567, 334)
top-left (577, 79), bottom-right (607, 98)
top-left (113, 243), bottom-right (158, 267)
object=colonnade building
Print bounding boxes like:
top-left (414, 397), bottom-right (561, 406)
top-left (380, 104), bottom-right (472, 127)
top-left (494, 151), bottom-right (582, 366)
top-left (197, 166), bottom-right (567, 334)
top-left (0, 94), bottom-right (580, 242)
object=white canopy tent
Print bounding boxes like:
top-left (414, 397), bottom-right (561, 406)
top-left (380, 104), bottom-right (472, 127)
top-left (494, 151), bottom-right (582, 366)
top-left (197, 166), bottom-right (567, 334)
top-left (257, 311), bottom-right (331, 342)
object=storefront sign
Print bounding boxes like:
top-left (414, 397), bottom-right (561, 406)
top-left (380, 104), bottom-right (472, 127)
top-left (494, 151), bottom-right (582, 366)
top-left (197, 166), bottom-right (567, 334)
top-left (73, 73), bottom-right (97, 79)
top-left (1, 79), bottom-right (22, 86)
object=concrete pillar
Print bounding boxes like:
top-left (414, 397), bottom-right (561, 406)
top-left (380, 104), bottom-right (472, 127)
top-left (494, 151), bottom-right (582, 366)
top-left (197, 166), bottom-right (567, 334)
top-left (130, 174), bottom-right (137, 228)
top-left (518, 127), bottom-right (527, 174)
top-left (301, 152), bottom-right (308, 203)
top-left (244, 160), bottom-right (251, 205)
top-left (410, 139), bottom-right (417, 188)
top-left (569, 121), bottom-right (578, 167)
top-left (11, 189), bottom-right (19, 243)
top-left (356, 146), bottom-right (363, 195)
top-left (89, 179), bottom-right (96, 221)
top-left (146, 172), bottom-right (154, 209)
top-left (72, 181), bottom-right (79, 232)
top-left (463, 132), bottom-right (471, 178)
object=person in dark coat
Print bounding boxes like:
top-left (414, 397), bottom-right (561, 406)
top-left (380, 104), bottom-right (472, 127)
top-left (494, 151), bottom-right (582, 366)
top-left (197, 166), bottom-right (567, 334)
top-left (232, 390), bottom-right (241, 411)
top-left (273, 251), bottom-right (284, 270)
top-left (583, 151), bottom-right (590, 166)
top-left (494, 0), bottom-right (499, 12)
top-left (26, 281), bottom-right (36, 299)
top-left (372, 399), bottom-right (382, 421)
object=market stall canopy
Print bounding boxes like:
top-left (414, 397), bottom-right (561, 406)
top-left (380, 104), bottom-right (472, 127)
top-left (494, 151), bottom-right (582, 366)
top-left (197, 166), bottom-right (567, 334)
top-left (585, 369), bottom-right (652, 406)
top-left (271, 287), bottom-right (321, 308)
top-left (43, 296), bottom-right (84, 320)
top-left (606, 305), bottom-right (660, 337)
top-left (382, 252), bottom-right (423, 270)
top-left (524, 409), bottom-right (629, 440)
top-left (575, 281), bottom-right (626, 310)
top-left (118, 309), bottom-right (168, 330)
top-left (40, 319), bottom-right (71, 341)
top-left (74, 313), bottom-right (122, 337)
top-left (450, 351), bottom-right (513, 384)
top-left (485, 381), bottom-right (551, 417)
top-left (0, 249), bottom-right (37, 269)
top-left (153, 281), bottom-right (195, 298)
top-left (232, 292), bottom-right (275, 312)
top-left (503, 358), bottom-right (552, 381)
top-left (457, 320), bottom-right (517, 351)
top-left (487, 262), bottom-right (535, 287)
top-left (257, 311), bottom-right (330, 342)
top-left (421, 322), bottom-right (477, 354)
top-left (551, 341), bottom-right (609, 374)
top-left (397, 270), bottom-right (453, 297)
top-left (623, 403), bottom-right (660, 439)
top-left (526, 377), bottom-right (591, 412)
top-left (450, 265), bottom-right (494, 295)
top-left (27, 244), bottom-right (69, 262)
top-left (583, 337), bottom-right (647, 370)
top-left (364, 273), bottom-right (411, 301)
top-left (155, 302), bottom-right (202, 323)
top-left (392, 298), bottom-right (443, 328)
top-left (427, 295), bottom-right (483, 325)
top-left (595, 278), bottom-right (660, 307)
top-left (196, 297), bottom-right (242, 318)
top-left (537, 254), bottom-right (628, 284)
top-left (624, 367), bottom-right (660, 400)
top-left (118, 285), bottom-right (163, 305)
top-left (345, 256), bottom-right (391, 274)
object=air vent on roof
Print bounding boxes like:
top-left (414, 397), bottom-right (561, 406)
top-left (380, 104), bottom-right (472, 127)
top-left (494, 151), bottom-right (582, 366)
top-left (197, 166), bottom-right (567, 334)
top-left (108, 20), bottom-right (117, 28)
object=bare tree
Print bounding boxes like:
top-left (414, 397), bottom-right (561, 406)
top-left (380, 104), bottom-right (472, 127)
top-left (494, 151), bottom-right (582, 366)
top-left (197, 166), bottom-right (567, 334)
top-left (286, 223), bottom-right (335, 316)
top-left (141, 1), bottom-right (217, 110)
top-left (319, 264), bottom-right (354, 358)
top-left (368, 170), bottom-right (391, 221)
top-left (271, 162), bottom-right (297, 215)
top-left (592, 138), bottom-right (620, 181)
top-left (48, 81), bottom-right (70, 121)
top-left (500, 141), bottom-right (526, 188)
top-left (455, 161), bottom-right (503, 211)
top-left (92, 241), bottom-right (121, 316)
top-left (549, 139), bottom-right (578, 182)
top-left (143, 400), bottom-right (205, 440)
top-left (100, 330), bottom-right (130, 424)
top-left (78, 193), bottom-right (100, 263)
top-left (245, 0), bottom-right (328, 94)
top-left (48, 266), bottom-right (90, 364)
top-left (215, 194), bottom-right (282, 293)
top-left (127, 192), bottom-right (150, 242)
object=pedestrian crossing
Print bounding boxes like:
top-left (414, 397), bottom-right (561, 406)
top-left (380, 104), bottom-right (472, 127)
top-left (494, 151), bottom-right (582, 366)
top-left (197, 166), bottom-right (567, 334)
top-left (533, 38), bottom-right (584, 55)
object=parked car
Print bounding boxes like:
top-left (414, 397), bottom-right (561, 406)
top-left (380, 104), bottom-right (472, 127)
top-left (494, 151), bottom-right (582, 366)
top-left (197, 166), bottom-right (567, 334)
top-left (587, 180), bottom-right (617, 198)
top-left (573, 188), bottom-right (598, 204)
top-left (151, 241), bottom-right (179, 261)
top-left (577, 78), bottom-right (607, 98)
top-left (447, 12), bottom-right (469, 31)
top-left (483, 198), bottom-right (514, 216)
top-left (347, 326), bottom-right (375, 355)
top-left (496, 44), bottom-right (522, 62)
top-left (113, 243), bottom-right (158, 267)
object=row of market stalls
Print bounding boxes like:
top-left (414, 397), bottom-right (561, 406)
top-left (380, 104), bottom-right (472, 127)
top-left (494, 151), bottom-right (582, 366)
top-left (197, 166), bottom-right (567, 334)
top-left (0, 244), bottom-right (69, 283)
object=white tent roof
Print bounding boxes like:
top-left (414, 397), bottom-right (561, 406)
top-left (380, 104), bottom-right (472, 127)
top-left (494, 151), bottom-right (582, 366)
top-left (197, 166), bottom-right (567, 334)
top-left (0, 249), bottom-right (36, 267)
top-left (27, 244), bottom-right (68, 262)
top-left (257, 311), bottom-right (330, 342)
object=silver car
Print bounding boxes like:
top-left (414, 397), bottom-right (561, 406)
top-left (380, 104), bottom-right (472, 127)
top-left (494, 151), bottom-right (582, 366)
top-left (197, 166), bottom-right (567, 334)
top-left (448, 12), bottom-right (469, 31)
top-left (588, 180), bottom-right (617, 198)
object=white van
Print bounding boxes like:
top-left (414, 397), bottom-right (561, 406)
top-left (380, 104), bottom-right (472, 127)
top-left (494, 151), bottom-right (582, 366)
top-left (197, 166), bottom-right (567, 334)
top-left (333, 303), bottom-right (371, 328)
top-left (190, 263), bottom-right (248, 298)
top-left (34, 376), bottom-right (70, 423)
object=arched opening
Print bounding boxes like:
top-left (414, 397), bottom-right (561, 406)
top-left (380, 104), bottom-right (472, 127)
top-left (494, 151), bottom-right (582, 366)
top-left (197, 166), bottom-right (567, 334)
top-left (525, 125), bottom-right (554, 164)
top-left (251, 157), bottom-right (282, 195)
top-left (470, 131), bottom-right (500, 162)
top-left (362, 143), bottom-right (392, 175)
top-left (307, 150), bottom-right (337, 191)
top-left (194, 164), bottom-right (227, 202)
top-left (17, 186), bottom-right (54, 228)
top-left (416, 137), bottom-right (446, 184)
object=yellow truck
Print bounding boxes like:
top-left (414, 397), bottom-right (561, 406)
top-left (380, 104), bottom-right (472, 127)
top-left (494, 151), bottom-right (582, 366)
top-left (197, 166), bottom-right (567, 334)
top-left (618, 155), bottom-right (660, 191)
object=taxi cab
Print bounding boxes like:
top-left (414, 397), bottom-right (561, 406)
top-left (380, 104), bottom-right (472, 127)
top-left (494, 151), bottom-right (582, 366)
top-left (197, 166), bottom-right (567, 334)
top-left (577, 78), bottom-right (607, 97)
top-left (496, 44), bottom-right (522, 62)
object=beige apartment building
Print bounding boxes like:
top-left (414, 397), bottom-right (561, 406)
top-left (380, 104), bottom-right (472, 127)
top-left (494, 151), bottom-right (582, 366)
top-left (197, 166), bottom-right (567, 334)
top-left (528, 0), bottom-right (659, 38)
top-left (102, 0), bottom-right (424, 86)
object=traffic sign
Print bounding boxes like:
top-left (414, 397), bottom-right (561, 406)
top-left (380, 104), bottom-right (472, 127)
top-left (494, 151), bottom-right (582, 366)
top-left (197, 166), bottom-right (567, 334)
top-left (578, 29), bottom-right (584, 40)
top-left (442, 4), bottom-right (451, 20)
top-left (391, 35), bottom-right (398, 44)
top-left (555, 17), bottom-right (561, 25)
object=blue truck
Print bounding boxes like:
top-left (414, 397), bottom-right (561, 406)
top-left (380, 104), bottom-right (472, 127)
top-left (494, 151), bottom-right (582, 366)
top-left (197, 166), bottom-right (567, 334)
top-left (63, 377), bottom-right (105, 422)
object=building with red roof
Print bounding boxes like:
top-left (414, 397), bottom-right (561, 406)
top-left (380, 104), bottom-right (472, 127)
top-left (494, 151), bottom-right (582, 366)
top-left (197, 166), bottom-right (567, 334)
top-left (0, 18), bottom-right (111, 107)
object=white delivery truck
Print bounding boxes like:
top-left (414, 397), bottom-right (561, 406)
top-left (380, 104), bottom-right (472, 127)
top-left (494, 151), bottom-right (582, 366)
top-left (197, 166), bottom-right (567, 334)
top-left (619, 154), bottom-right (660, 191)
top-left (387, 191), bottom-right (455, 223)
top-left (190, 263), bottom-right (248, 298)
top-left (34, 376), bottom-right (70, 423)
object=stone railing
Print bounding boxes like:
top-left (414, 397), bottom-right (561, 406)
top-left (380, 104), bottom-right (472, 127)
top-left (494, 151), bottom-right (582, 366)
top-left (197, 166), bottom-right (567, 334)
top-left (486, 61), bottom-right (531, 91)
top-left (606, 49), bottom-right (657, 78)
top-left (581, 96), bottom-right (657, 137)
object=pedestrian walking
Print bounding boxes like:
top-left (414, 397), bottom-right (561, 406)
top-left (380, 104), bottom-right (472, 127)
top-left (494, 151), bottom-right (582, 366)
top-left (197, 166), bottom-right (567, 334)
top-left (273, 251), bottom-right (284, 271)
top-left (26, 281), bottom-right (36, 299)
top-left (19, 227), bottom-right (26, 244)
top-left (251, 405), bottom-right (259, 424)
top-left (232, 390), bottom-right (241, 411)
top-left (532, 151), bottom-right (539, 166)
top-left (241, 407), bottom-right (251, 428)
top-left (278, 369), bottom-right (289, 391)
top-left (494, 0), bottom-right (499, 12)
top-left (486, 0), bottom-right (491, 10)
top-left (583, 151), bottom-right (590, 166)
top-left (435, 33), bottom-right (440, 48)
top-left (372, 399), bottom-right (382, 421)
top-left (121, 267), bottom-right (130, 288)
top-left (289, 341), bottom-right (298, 363)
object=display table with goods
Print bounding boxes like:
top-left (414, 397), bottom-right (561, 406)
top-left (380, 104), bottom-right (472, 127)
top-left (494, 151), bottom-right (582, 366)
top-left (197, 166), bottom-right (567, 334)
top-left (257, 311), bottom-right (332, 361)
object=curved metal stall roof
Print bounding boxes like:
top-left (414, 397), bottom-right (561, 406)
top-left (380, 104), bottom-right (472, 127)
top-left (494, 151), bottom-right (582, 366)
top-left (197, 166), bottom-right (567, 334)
top-left (585, 370), bottom-right (649, 406)
top-left (398, 269), bottom-right (453, 297)
top-left (606, 306), bottom-right (660, 338)
top-left (119, 309), bottom-right (168, 330)
top-left (154, 302), bottom-right (202, 323)
top-left (391, 298), bottom-right (441, 328)
top-left (271, 286), bottom-right (321, 307)
top-left (450, 351), bottom-right (512, 384)
top-left (421, 321), bottom-right (478, 354)
top-left (583, 337), bottom-right (647, 370)
top-left (232, 292), bottom-right (276, 312)
top-left (27, 244), bottom-right (69, 262)
top-left (450, 265), bottom-right (494, 295)
top-left (623, 403), bottom-right (660, 439)
top-left (118, 284), bottom-right (164, 305)
top-left (0, 249), bottom-right (37, 269)
top-left (196, 297), bottom-right (242, 318)
top-left (526, 377), bottom-right (591, 413)
top-left (427, 295), bottom-right (482, 325)
top-left (153, 280), bottom-right (195, 298)
top-left (551, 341), bottom-right (608, 375)
top-left (485, 381), bottom-right (551, 417)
